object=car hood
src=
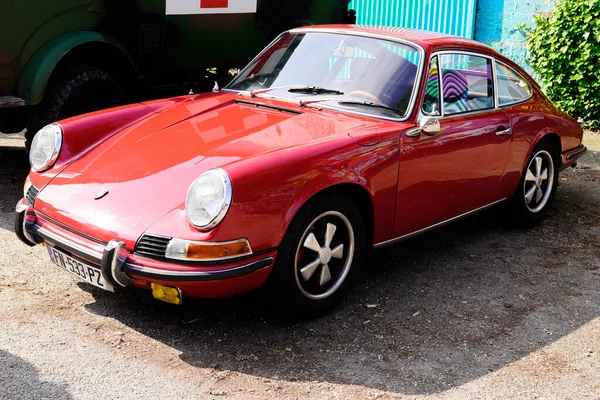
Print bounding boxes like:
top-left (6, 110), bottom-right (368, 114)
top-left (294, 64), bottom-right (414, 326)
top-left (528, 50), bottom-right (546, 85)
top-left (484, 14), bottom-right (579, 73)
top-left (34, 92), bottom-right (368, 248)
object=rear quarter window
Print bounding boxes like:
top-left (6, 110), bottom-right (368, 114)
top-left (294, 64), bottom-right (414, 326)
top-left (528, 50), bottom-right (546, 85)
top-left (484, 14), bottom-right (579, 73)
top-left (496, 61), bottom-right (532, 106)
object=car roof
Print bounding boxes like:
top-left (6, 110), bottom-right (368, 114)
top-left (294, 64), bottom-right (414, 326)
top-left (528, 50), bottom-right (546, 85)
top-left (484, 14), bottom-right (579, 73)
top-left (291, 25), bottom-right (497, 55)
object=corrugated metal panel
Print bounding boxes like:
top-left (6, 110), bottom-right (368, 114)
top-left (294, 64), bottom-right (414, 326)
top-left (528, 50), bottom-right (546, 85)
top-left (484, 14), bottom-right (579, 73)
top-left (348, 0), bottom-right (477, 39)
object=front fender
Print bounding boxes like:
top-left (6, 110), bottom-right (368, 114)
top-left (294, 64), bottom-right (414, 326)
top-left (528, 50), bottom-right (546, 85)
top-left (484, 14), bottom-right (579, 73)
top-left (18, 31), bottom-right (134, 105)
top-left (146, 135), bottom-right (399, 251)
top-left (234, 136), bottom-right (399, 249)
top-left (28, 97), bottom-right (189, 193)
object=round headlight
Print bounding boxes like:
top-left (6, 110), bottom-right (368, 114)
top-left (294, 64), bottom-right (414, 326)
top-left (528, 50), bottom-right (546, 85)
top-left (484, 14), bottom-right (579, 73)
top-left (29, 123), bottom-right (62, 172)
top-left (185, 169), bottom-right (232, 230)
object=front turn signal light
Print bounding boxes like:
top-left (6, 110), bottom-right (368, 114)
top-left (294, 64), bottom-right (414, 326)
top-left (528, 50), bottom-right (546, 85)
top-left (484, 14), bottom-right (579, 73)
top-left (165, 238), bottom-right (252, 262)
top-left (23, 176), bottom-right (32, 198)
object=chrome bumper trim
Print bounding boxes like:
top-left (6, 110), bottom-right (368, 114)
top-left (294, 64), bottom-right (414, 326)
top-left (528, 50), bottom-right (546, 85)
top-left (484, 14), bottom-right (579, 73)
top-left (102, 240), bottom-right (134, 289)
top-left (27, 222), bottom-right (273, 283)
top-left (14, 205), bottom-right (40, 247)
top-left (123, 257), bottom-right (274, 282)
top-left (373, 198), bottom-right (506, 250)
top-left (566, 146), bottom-right (587, 161)
top-left (30, 224), bottom-right (104, 265)
top-left (15, 200), bottom-right (29, 213)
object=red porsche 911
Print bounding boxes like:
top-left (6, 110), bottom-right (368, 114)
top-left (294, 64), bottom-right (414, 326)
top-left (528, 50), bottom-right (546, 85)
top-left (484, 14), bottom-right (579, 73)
top-left (15, 26), bottom-right (586, 314)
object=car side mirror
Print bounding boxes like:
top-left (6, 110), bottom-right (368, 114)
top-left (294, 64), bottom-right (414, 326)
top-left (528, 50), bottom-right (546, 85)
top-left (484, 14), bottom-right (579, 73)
top-left (406, 116), bottom-right (441, 138)
top-left (421, 116), bottom-right (441, 136)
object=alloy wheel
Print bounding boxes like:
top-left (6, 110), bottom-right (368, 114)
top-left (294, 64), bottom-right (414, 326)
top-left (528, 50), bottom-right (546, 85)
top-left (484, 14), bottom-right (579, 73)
top-left (294, 211), bottom-right (355, 300)
top-left (523, 150), bottom-right (555, 213)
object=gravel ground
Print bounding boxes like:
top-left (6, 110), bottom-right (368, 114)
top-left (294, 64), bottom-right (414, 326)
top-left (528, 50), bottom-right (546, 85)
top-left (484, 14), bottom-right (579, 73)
top-left (0, 132), bottom-right (598, 399)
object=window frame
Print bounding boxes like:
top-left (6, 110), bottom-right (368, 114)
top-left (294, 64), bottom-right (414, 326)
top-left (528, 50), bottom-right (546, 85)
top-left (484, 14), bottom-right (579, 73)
top-left (495, 60), bottom-right (534, 108)
top-left (433, 50), bottom-right (498, 117)
top-left (421, 55), bottom-right (442, 117)
top-left (420, 50), bottom-right (535, 120)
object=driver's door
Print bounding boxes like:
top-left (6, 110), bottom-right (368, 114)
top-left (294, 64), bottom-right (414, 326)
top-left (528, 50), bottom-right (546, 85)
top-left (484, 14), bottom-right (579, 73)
top-left (394, 53), bottom-right (513, 237)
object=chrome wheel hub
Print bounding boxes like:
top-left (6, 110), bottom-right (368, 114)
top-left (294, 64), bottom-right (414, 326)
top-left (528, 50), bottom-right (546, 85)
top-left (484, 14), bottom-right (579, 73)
top-left (294, 211), bottom-right (355, 300)
top-left (524, 150), bottom-right (555, 213)
top-left (318, 247), bottom-right (333, 265)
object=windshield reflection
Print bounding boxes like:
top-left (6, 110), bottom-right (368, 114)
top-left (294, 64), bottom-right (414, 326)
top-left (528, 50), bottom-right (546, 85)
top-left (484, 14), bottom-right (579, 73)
top-left (226, 32), bottom-right (422, 119)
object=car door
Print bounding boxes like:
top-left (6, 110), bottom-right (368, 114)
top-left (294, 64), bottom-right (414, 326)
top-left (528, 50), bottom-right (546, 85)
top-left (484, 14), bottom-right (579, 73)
top-left (394, 52), bottom-right (513, 237)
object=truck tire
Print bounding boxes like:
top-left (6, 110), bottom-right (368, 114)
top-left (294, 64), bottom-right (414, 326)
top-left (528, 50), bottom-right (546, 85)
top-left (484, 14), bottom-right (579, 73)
top-left (26, 66), bottom-right (123, 150)
top-left (0, 106), bottom-right (28, 134)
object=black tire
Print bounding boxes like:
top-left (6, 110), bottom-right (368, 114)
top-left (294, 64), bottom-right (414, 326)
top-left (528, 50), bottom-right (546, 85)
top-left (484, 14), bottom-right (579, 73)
top-left (26, 66), bottom-right (124, 150)
top-left (508, 139), bottom-right (560, 226)
top-left (265, 194), bottom-right (366, 317)
top-left (0, 106), bottom-right (28, 134)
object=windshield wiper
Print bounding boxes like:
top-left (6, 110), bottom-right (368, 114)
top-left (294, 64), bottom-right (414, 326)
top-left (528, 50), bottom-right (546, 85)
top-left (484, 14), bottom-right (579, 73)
top-left (248, 85), bottom-right (307, 98)
top-left (298, 98), bottom-right (402, 116)
top-left (242, 85), bottom-right (343, 99)
top-left (288, 86), bottom-right (344, 95)
top-left (337, 100), bottom-right (402, 116)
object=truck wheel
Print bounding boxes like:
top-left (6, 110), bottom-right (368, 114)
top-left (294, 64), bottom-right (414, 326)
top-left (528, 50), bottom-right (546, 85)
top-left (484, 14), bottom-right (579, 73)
top-left (26, 66), bottom-right (123, 150)
top-left (0, 106), bottom-right (28, 134)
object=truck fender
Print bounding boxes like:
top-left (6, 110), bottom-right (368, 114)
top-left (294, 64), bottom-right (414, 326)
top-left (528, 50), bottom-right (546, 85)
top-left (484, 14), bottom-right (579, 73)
top-left (18, 31), bottom-right (135, 106)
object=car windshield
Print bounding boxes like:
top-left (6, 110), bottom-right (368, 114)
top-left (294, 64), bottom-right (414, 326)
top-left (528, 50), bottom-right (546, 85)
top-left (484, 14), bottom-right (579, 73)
top-left (226, 32), bottom-right (422, 119)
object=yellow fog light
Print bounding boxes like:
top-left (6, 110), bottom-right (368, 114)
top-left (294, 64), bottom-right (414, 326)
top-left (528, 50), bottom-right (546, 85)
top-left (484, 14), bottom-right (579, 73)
top-left (165, 238), bottom-right (252, 261)
top-left (150, 283), bottom-right (182, 305)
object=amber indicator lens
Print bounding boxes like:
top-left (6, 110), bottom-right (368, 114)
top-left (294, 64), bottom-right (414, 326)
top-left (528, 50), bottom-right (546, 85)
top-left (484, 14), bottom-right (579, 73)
top-left (186, 240), bottom-right (251, 260)
top-left (165, 237), bottom-right (253, 261)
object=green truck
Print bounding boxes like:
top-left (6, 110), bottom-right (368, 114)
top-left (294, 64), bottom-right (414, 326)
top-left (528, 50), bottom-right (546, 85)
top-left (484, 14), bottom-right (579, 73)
top-left (0, 0), bottom-right (354, 147)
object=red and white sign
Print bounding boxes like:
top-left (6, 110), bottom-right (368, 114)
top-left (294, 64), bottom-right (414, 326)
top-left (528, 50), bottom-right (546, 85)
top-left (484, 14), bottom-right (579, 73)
top-left (166, 0), bottom-right (257, 15)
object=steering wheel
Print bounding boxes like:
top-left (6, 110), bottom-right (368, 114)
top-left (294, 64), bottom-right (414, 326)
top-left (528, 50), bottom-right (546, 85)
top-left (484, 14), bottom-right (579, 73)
top-left (346, 90), bottom-right (383, 104)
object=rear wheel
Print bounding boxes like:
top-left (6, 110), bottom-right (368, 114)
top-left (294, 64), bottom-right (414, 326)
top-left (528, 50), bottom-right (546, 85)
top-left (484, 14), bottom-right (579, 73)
top-left (508, 139), bottom-right (559, 226)
top-left (266, 195), bottom-right (365, 316)
top-left (26, 66), bottom-right (123, 150)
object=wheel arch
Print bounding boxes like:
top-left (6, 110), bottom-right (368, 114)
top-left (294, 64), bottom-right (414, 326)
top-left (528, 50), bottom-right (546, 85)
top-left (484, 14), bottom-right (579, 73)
top-left (18, 31), bottom-right (136, 106)
top-left (542, 132), bottom-right (562, 162)
top-left (282, 182), bottom-right (375, 250)
top-left (523, 131), bottom-right (563, 174)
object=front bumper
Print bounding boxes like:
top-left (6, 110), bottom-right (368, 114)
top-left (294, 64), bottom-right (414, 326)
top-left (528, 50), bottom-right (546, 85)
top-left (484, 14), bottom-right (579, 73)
top-left (14, 202), bottom-right (275, 298)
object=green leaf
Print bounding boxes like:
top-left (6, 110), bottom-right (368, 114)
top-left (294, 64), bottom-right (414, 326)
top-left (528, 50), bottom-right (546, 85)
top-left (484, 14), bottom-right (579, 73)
top-left (525, 0), bottom-right (599, 125)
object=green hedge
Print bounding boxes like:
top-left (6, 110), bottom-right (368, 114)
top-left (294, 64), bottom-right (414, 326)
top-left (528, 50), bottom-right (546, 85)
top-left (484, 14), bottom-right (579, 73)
top-left (525, 0), bottom-right (600, 129)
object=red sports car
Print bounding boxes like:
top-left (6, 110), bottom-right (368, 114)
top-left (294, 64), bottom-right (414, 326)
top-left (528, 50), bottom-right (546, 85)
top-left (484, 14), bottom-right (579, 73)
top-left (15, 26), bottom-right (586, 314)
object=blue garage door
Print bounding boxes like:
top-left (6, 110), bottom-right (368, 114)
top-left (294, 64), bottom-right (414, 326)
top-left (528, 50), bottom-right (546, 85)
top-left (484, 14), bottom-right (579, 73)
top-left (348, 0), bottom-right (477, 39)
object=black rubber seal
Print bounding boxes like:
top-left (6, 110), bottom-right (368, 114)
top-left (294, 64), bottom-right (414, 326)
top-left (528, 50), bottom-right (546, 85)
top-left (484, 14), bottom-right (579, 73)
top-left (123, 257), bottom-right (274, 282)
top-left (14, 211), bottom-right (36, 247)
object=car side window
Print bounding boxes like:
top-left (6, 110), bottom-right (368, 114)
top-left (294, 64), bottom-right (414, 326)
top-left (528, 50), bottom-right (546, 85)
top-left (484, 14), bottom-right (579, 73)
top-left (439, 54), bottom-right (494, 115)
top-left (496, 61), bottom-right (532, 106)
top-left (422, 56), bottom-right (441, 116)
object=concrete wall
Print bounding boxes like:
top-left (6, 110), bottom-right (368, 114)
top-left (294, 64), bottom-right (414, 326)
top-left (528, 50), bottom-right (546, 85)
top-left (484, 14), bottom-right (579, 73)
top-left (474, 0), bottom-right (554, 73)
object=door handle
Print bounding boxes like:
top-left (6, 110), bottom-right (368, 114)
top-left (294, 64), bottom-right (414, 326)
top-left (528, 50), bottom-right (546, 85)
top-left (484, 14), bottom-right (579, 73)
top-left (495, 127), bottom-right (512, 136)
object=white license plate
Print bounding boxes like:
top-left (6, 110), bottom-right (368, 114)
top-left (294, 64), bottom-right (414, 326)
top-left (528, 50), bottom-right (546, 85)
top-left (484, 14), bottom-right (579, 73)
top-left (47, 245), bottom-right (109, 291)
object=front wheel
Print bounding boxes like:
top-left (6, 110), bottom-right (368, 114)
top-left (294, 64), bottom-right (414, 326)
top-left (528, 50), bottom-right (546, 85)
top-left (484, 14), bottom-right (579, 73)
top-left (508, 139), bottom-right (559, 226)
top-left (265, 195), bottom-right (365, 316)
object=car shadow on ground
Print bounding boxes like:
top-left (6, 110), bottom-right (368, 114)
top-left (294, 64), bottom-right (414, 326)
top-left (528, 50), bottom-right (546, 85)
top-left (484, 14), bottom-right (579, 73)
top-left (0, 142), bottom-right (28, 219)
top-left (0, 349), bottom-right (73, 399)
top-left (82, 172), bottom-right (600, 395)
top-left (3, 140), bottom-right (598, 395)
